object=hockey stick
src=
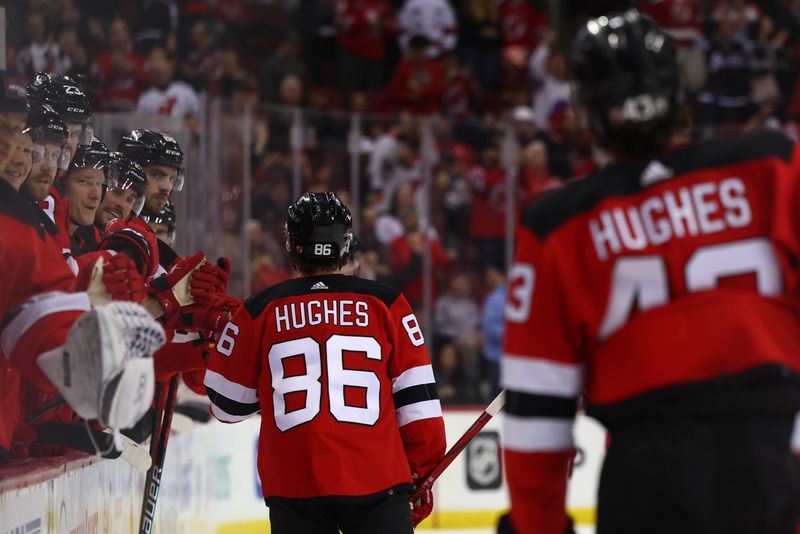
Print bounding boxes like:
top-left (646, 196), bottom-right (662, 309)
top-left (138, 375), bottom-right (179, 534)
top-left (409, 390), bottom-right (506, 503)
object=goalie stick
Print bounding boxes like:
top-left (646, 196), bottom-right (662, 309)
top-left (409, 390), bottom-right (505, 503)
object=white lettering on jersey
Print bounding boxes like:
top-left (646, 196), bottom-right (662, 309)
top-left (275, 300), bottom-right (370, 332)
top-left (589, 178), bottom-right (753, 261)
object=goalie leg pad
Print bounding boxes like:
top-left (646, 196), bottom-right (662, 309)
top-left (37, 302), bottom-right (165, 430)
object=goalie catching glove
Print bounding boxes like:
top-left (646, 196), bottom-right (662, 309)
top-left (36, 302), bottom-right (166, 430)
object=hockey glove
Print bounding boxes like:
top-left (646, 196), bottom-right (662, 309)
top-left (102, 254), bottom-right (147, 302)
top-left (101, 218), bottom-right (160, 279)
top-left (190, 257), bottom-right (232, 302)
top-left (187, 294), bottom-right (242, 337)
top-left (411, 473), bottom-right (434, 528)
top-left (149, 252), bottom-right (206, 321)
top-left (153, 339), bottom-right (209, 382)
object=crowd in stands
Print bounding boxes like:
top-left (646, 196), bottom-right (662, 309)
top-left (9, 0), bottom-right (800, 404)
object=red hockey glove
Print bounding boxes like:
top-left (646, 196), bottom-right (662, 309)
top-left (101, 218), bottom-right (160, 278)
top-left (411, 473), bottom-right (434, 528)
top-left (153, 340), bottom-right (208, 382)
top-left (102, 254), bottom-right (146, 302)
top-left (182, 369), bottom-right (207, 395)
top-left (149, 252), bottom-right (206, 320)
top-left (187, 294), bottom-right (242, 337)
top-left (190, 257), bottom-right (231, 303)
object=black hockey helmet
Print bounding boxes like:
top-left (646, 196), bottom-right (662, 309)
top-left (26, 73), bottom-right (93, 146)
top-left (117, 129), bottom-right (185, 191)
top-left (110, 152), bottom-right (147, 216)
top-left (141, 201), bottom-right (177, 242)
top-left (570, 9), bottom-right (684, 155)
top-left (284, 192), bottom-right (353, 269)
top-left (24, 100), bottom-right (70, 169)
top-left (67, 136), bottom-right (118, 186)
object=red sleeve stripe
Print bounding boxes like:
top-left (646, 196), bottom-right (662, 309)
top-left (396, 399), bottom-right (442, 427)
top-left (392, 364), bottom-right (435, 393)
top-left (501, 355), bottom-right (583, 397)
top-left (503, 415), bottom-right (574, 452)
top-left (204, 369), bottom-right (259, 404)
top-left (210, 402), bottom-right (255, 423)
top-left (1, 291), bottom-right (90, 356)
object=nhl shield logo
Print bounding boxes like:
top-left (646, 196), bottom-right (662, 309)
top-left (466, 431), bottom-right (502, 490)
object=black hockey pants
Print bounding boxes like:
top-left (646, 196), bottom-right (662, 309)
top-left (596, 413), bottom-right (800, 534)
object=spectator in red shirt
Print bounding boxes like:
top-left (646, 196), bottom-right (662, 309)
top-left (441, 52), bottom-right (482, 118)
top-left (467, 139), bottom-right (509, 273)
top-left (500, 0), bottom-right (548, 55)
top-left (520, 139), bottom-right (559, 205)
top-left (335, 0), bottom-right (396, 108)
top-left (92, 17), bottom-right (148, 111)
top-left (377, 35), bottom-right (445, 116)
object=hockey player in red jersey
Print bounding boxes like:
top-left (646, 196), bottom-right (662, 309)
top-left (499, 10), bottom-right (800, 534)
top-left (19, 101), bottom-right (70, 203)
top-left (204, 192), bottom-right (446, 533)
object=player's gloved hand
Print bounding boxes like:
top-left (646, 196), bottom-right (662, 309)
top-left (411, 473), bottom-right (434, 528)
top-left (102, 254), bottom-right (146, 302)
top-left (190, 257), bottom-right (231, 302)
top-left (149, 252), bottom-right (206, 321)
top-left (102, 217), bottom-right (160, 278)
top-left (153, 339), bottom-right (208, 382)
top-left (187, 294), bottom-right (242, 337)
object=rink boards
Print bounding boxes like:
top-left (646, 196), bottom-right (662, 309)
top-left (0, 410), bottom-right (607, 533)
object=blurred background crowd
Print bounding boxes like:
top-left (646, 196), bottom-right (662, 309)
top-left (8, 0), bottom-right (800, 404)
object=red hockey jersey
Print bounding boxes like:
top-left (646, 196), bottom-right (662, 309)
top-left (502, 130), bottom-right (800, 533)
top-left (204, 274), bottom-right (446, 502)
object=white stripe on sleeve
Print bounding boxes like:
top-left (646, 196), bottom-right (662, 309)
top-left (396, 399), bottom-right (442, 427)
top-left (392, 364), bottom-right (435, 393)
top-left (502, 414), bottom-right (574, 452)
top-left (1, 291), bottom-right (91, 356)
top-left (501, 355), bottom-right (583, 398)
top-left (204, 369), bottom-right (259, 404)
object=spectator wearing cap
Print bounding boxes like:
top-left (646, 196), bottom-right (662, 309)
top-left (398, 0), bottom-right (458, 58)
top-left (137, 45), bottom-right (200, 118)
top-left (377, 34), bottom-right (446, 115)
top-left (528, 29), bottom-right (570, 130)
top-left (335, 0), bottom-right (396, 108)
top-left (92, 17), bottom-right (148, 111)
top-left (0, 72), bottom-right (28, 177)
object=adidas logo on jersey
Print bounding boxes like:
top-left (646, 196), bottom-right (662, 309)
top-left (310, 281), bottom-right (329, 290)
top-left (640, 160), bottom-right (673, 186)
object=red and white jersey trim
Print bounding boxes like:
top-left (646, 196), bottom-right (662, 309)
top-left (1, 291), bottom-right (90, 356)
top-left (204, 369), bottom-right (259, 404)
top-left (503, 415), bottom-right (574, 452)
top-left (392, 364), bottom-right (435, 392)
top-left (501, 355), bottom-right (583, 397)
top-left (396, 399), bottom-right (442, 427)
